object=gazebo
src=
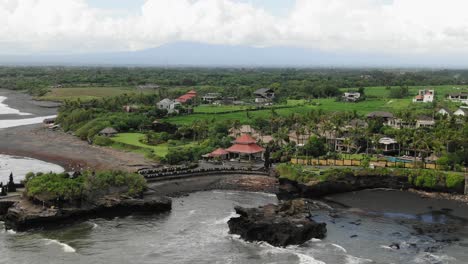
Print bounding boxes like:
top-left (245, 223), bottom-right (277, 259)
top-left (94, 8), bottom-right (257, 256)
top-left (99, 127), bottom-right (118, 137)
top-left (226, 134), bottom-right (265, 161)
top-left (207, 148), bottom-right (229, 159)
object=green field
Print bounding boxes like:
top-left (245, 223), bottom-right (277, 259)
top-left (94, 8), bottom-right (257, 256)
top-left (38, 86), bottom-right (142, 101)
top-left (111, 133), bottom-right (169, 157)
top-left (110, 133), bottom-right (198, 157)
top-left (164, 85), bottom-right (467, 125)
top-left (194, 105), bottom-right (247, 113)
top-left (342, 85), bottom-right (468, 100)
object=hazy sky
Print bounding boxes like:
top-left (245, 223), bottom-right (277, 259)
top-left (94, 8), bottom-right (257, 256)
top-left (1, 0), bottom-right (468, 59)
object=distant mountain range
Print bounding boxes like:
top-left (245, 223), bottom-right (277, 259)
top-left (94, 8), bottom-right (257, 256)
top-left (0, 42), bottom-right (465, 68)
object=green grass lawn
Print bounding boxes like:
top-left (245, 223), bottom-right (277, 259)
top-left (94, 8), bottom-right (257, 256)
top-left (111, 133), bottom-right (198, 157)
top-left (194, 104), bottom-right (248, 113)
top-left (111, 133), bottom-right (169, 157)
top-left (342, 85), bottom-right (468, 100)
top-left (38, 86), bottom-right (143, 102)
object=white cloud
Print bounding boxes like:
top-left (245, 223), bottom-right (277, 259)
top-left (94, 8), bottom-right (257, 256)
top-left (1, 0), bottom-right (468, 56)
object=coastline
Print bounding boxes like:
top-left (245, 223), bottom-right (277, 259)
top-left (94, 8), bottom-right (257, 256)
top-left (0, 125), bottom-right (153, 172)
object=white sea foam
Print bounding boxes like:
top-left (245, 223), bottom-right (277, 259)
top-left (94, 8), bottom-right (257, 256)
top-left (345, 255), bottom-right (373, 264)
top-left (413, 252), bottom-right (456, 264)
top-left (297, 253), bottom-right (326, 264)
top-left (214, 211), bottom-right (239, 225)
top-left (188, 210), bottom-right (196, 215)
top-left (331, 243), bottom-right (348, 253)
top-left (258, 241), bottom-right (326, 264)
top-left (0, 115), bottom-right (57, 129)
top-left (43, 239), bottom-right (76, 253)
top-left (6, 229), bottom-right (17, 235)
top-left (0, 96), bottom-right (32, 116)
top-left (379, 245), bottom-right (393, 250)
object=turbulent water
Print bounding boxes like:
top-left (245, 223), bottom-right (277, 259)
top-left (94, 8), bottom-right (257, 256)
top-left (1, 190), bottom-right (467, 264)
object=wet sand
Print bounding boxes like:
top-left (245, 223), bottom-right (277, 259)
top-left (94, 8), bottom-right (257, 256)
top-left (0, 125), bottom-right (153, 172)
top-left (0, 89), bottom-right (153, 172)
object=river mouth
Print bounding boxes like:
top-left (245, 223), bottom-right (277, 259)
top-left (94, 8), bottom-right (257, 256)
top-left (0, 89), bottom-right (58, 128)
top-left (1, 190), bottom-right (467, 264)
top-left (0, 154), bottom-right (64, 183)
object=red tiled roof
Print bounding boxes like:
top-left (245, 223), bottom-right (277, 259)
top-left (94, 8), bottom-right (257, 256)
top-left (176, 94), bottom-right (196, 103)
top-left (187, 90), bottom-right (197, 95)
top-left (226, 144), bottom-right (264, 154)
top-left (234, 134), bottom-right (257, 144)
top-left (210, 148), bottom-right (229, 157)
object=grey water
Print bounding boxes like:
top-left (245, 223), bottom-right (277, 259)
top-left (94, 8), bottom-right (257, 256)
top-left (1, 190), bottom-right (468, 264)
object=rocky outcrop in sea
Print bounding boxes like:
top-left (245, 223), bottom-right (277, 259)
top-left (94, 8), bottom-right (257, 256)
top-left (228, 199), bottom-right (327, 247)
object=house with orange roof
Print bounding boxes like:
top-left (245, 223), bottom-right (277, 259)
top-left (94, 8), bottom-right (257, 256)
top-left (412, 89), bottom-right (434, 103)
top-left (176, 90), bottom-right (197, 104)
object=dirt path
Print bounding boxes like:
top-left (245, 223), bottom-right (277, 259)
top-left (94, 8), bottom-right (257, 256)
top-left (0, 124), bottom-right (154, 172)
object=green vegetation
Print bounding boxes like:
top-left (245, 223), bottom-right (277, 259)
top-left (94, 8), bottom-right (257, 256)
top-left (111, 133), bottom-right (171, 157)
top-left (38, 87), bottom-right (141, 102)
top-left (277, 164), bottom-right (465, 192)
top-left (25, 171), bottom-right (147, 206)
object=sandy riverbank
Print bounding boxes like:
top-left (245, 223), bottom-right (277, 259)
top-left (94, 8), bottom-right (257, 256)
top-left (0, 125), bottom-right (153, 172)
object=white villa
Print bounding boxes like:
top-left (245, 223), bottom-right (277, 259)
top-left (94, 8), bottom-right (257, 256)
top-left (437, 108), bottom-right (451, 116)
top-left (342, 92), bottom-right (361, 102)
top-left (413, 89), bottom-right (434, 103)
top-left (454, 108), bottom-right (468, 116)
top-left (157, 98), bottom-right (181, 114)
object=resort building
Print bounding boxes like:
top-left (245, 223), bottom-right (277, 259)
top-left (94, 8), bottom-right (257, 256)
top-left (437, 108), bottom-right (451, 116)
top-left (454, 108), bottom-right (468, 116)
top-left (378, 137), bottom-right (399, 153)
top-left (367, 111), bottom-right (394, 122)
top-left (176, 90), bottom-right (197, 104)
top-left (254, 88), bottom-right (275, 104)
top-left (157, 99), bottom-right (181, 114)
top-left (448, 92), bottom-right (468, 104)
top-left (288, 130), bottom-right (313, 147)
top-left (415, 116), bottom-right (436, 128)
top-left (342, 92), bottom-right (361, 102)
top-left (229, 125), bottom-right (257, 138)
top-left (202, 93), bottom-right (221, 104)
top-left (226, 134), bottom-right (265, 161)
top-left (413, 89), bottom-right (434, 103)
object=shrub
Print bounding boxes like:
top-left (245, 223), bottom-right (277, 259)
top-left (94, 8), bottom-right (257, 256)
top-left (446, 173), bottom-right (464, 189)
top-left (93, 135), bottom-right (113, 146)
top-left (25, 171), bottom-right (147, 205)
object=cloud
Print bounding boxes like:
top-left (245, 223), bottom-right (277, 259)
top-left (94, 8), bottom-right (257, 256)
top-left (1, 0), bottom-right (468, 56)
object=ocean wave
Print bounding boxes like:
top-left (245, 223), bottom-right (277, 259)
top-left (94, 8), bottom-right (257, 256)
top-left (42, 239), bottom-right (76, 253)
top-left (214, 211), bottom-right (239, 225)
top-left (331, 243), bottom-right (348, 253)
top-left (6, 229), bottom-right (17, 235)
top-left (413, 252), bottom-right (456, 264)
top-left (345, 255), bottom-right (373, 264)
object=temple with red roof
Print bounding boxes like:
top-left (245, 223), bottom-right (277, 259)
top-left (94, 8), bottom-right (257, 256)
top-left (176, 90), bottom-right (197, 104)
top-left (226, 134), bottom-right (265, 160)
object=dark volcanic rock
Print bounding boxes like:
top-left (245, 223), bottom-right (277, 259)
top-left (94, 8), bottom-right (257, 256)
top-left (228, 200), bottom-right (327, 247)
top-left (278, 175), bottom-right (411, 200)
top-left (4, 195), bottom-right (172, 231)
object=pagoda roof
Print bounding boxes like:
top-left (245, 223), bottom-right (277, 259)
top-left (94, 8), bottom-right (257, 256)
top-left (226, 144), bottom-right (264, 154)
top-left (234, 134), bottom-right (257, 144)
top-left (209, 148), bottom-right (229, 157)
